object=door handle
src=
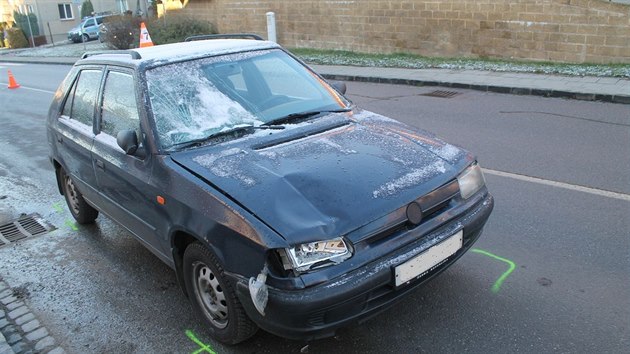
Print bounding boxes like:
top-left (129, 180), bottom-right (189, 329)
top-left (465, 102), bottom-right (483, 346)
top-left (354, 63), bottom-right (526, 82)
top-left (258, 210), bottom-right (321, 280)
top-left (96, 160), bottom-right (105, 170)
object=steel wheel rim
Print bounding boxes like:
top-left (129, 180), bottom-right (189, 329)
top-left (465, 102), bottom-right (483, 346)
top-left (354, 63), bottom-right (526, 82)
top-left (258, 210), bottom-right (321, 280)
top-left (192, 261), bottom-right (228, 329)
top-left (65, 177), bottom-right (80, 215)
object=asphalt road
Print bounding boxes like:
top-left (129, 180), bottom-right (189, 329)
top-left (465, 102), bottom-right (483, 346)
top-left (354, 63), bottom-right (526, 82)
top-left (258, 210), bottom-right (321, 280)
top-left (0, 63), bottom-right (628, 354)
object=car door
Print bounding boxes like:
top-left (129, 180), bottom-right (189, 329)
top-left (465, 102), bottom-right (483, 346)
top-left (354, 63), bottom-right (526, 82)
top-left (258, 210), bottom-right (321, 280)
top-left (91, 68), bottom-right (167, 258)
top-left (88, 18), bottom-right (98, 38)
top-left (54, 68), bottom-right (102, 202)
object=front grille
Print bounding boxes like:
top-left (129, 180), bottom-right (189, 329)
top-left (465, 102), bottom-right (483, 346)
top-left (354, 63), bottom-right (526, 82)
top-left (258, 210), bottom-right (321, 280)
top-left (365, 180), bottom-right (459, 245)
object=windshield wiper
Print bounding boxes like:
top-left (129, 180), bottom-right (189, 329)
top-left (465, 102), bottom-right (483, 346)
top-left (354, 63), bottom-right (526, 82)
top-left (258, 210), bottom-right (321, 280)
top-left (171, 124), bottom-right (285, 149)
top-left (262, 108), bottom-right (352, 126)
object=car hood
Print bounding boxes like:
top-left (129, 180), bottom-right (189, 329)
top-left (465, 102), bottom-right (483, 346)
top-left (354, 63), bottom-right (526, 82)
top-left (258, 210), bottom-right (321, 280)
top-left (170, 110), bottom-right (471, 244)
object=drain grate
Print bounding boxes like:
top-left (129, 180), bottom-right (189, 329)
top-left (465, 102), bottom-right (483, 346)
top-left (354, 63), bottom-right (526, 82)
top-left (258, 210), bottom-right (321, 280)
top-left (0, 214), bottom-right (55, 247)
top-left (420, 90), bottom-right (461, 98)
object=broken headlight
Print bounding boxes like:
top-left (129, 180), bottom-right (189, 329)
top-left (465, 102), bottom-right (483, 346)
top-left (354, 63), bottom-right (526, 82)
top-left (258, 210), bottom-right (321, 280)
top-left (457, 162), bottom-right (486, 199)
top-left (279, 237), bottom-right (351, 272)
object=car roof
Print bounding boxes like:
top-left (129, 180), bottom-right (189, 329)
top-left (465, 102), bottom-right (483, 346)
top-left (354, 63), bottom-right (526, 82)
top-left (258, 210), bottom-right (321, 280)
top-left (77, 39), bottom-right (280, 68)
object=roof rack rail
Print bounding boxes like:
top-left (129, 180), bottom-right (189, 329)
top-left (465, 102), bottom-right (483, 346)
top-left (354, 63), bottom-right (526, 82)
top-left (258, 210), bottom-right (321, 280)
top-left (185, 33), bottom-right (264, 42)
top-left (81, 50), bottom-right (142, 60)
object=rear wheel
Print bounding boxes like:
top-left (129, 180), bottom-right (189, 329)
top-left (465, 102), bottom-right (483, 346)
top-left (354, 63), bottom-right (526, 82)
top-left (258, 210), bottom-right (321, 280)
top-left (60, 169), bottom-right (98, 224)
top-left (183, 242), bottom-right (258, 344)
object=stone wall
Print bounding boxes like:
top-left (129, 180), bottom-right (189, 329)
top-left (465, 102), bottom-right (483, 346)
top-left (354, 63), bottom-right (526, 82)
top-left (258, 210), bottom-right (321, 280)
top-left (178, 0), bottom-right (630, 64)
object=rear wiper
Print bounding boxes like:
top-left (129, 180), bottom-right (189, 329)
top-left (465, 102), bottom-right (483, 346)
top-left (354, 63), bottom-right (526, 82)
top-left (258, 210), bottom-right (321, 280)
top-left (262, 108), bottom-right (352, 126)
top-left (171, 124), bottom-right (285, 149)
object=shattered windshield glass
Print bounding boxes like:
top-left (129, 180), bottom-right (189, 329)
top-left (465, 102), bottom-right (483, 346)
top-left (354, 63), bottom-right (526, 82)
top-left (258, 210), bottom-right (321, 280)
top-left (146, 49), bottom-right (349, 150)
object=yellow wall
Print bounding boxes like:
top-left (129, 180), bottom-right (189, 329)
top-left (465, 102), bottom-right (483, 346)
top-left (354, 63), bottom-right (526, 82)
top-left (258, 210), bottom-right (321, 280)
top-left (178, 0), bottom-right (630, 64)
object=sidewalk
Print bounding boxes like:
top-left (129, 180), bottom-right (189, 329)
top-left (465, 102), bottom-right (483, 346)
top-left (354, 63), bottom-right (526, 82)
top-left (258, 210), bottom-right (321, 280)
top-left (1, 54), bottom-right (629, 104)
top-left (0, 279), bottom-right (65, 354)
top-left (313, 64), bottom-right (630, 104)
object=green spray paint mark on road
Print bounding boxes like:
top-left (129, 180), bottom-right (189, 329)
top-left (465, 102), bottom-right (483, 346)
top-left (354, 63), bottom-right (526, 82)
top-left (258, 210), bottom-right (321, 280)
top-left (64, 220), bottom-right (78, 231)
top-left (186, 330), bottom-right (217, 354)
top-left (53, 202), bottom-right (77, 231)
top-left (471, 248), bottom-right (516, 294)
top-left (52, 202), bottom-right (64, 213)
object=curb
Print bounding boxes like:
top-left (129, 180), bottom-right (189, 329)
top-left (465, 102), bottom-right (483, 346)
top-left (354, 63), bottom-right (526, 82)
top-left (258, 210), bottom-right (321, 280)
top-left (0, 280), bottom-right (66, 354)
top-left (319, 73), bottom-right (630, 105)
top-left (0, 332), bottom-right (12, 354)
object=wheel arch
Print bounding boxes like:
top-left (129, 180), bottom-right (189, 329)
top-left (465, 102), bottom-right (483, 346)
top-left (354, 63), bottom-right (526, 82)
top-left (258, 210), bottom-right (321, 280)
top-left (53, 159), bottom-right (64, 195)
top-left (171, 229), bottom-right (224, 297)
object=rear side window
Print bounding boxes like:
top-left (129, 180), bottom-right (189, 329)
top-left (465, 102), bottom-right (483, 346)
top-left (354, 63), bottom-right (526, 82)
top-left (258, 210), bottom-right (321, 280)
top-left (100, 71), bottom-right (140, 138)
top-left (63, 69), bottom-right (102, 126)
top-left (84, 18), bottom-right (96, 28)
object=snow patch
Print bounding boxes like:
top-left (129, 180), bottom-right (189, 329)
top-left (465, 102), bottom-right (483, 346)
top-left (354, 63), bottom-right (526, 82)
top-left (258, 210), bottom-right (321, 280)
top-left (193, 148), bottom-right (256, 186)
top-left (317, 138), bottom-right (357, 155)
top-left (373, 160), bottom-right (446, 198)
top-left (429, 143), bottom-right (462, 162)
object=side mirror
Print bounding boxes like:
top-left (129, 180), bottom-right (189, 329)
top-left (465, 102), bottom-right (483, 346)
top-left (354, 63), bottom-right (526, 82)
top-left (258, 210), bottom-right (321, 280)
top-left (117, 129), bottom-right (138, 155)
top-left (331, 81), bottom-right (347, 95)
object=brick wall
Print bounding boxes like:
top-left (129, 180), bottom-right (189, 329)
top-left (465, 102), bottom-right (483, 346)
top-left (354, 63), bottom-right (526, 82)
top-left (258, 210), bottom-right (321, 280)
top-left (179, 0), bottom-right (630, 64)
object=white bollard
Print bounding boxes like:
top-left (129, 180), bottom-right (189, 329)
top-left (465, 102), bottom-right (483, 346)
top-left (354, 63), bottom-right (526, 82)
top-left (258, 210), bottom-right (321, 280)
top-left (266, 12), bottom-right (277, 43)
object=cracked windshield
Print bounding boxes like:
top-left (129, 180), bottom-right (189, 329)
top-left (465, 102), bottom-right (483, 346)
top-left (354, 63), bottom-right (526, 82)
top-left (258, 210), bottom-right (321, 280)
top-left (146, 49), bottom-right (348, 149)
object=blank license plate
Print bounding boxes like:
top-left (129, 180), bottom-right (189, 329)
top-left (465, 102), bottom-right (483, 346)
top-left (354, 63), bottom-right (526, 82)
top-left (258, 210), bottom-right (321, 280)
top-left (394, 230), bottom-right (463, 286)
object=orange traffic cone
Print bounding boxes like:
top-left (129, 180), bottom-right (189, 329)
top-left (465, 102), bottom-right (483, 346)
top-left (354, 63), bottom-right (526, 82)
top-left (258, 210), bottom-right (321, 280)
top-left (139, 22), bottom-right (154, 48)
top-left (7, 70), bottom-right (20, 89)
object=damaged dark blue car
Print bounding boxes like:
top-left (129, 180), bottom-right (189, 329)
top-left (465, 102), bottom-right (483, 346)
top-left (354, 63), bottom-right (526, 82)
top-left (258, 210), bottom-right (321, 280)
top-left (47, 35), bottom-right (494, 344)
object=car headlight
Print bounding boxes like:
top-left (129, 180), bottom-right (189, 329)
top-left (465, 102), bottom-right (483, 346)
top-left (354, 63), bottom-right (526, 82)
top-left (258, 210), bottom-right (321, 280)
top-left (457, 163), bottom-right (486, 199)
top-left (279, 237), bottom-right (351, 272)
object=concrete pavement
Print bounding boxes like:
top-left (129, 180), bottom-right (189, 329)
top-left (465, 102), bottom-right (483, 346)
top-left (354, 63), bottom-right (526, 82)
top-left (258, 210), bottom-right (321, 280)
top-left (1, 53), bottom-right (629, 104)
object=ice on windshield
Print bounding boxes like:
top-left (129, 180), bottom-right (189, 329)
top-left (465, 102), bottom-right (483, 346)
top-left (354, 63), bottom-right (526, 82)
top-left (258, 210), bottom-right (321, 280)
top-left (147, 49), bottom-right (349, 150)
top-left (147, 63), bottom-right (262, 148)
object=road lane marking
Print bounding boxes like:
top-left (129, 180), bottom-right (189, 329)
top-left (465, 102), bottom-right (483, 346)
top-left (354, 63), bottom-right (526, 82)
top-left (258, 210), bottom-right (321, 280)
top-left (483, 168), bottom-right (630, 202)
top-left (471, 248), bottom-right (516, 294)
top-left (0, 63), bottom-right (25, 67)
top-left (0, 82), bottom-right (55, 94)
top-left (186, 330), bottom-right (217, 354)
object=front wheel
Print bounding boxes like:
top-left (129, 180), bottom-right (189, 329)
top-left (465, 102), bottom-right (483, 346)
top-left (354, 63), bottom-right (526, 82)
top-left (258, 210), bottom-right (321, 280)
top-left (183, 243), bottom-right (258, 344)
top-left (60, 169), bottom-right (98, 224)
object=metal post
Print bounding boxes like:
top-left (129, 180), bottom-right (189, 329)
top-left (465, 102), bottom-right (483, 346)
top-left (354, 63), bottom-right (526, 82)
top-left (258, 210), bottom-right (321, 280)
top-left (266, 12), bottom-right (276, 43)
top-left (47, 22), bottom-right (54, 46)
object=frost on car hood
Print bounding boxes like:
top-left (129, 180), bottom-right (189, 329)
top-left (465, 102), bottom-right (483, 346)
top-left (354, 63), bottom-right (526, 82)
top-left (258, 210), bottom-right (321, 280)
top-left (172, 111), bottom-right (472, 244)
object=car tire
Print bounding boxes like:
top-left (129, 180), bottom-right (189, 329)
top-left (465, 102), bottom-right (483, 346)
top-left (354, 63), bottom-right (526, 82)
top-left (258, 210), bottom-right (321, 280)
top-left (183, 242), bottom-right (258, 344)
top-left (82, 34), bottom-right (89, 42)
top-left (60, 169), bottom-right (98, 224)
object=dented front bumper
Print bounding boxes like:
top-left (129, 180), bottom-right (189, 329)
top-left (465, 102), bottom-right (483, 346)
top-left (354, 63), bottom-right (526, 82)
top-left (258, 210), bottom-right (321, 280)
top-left (233, 192), bottom-right (494, 340)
